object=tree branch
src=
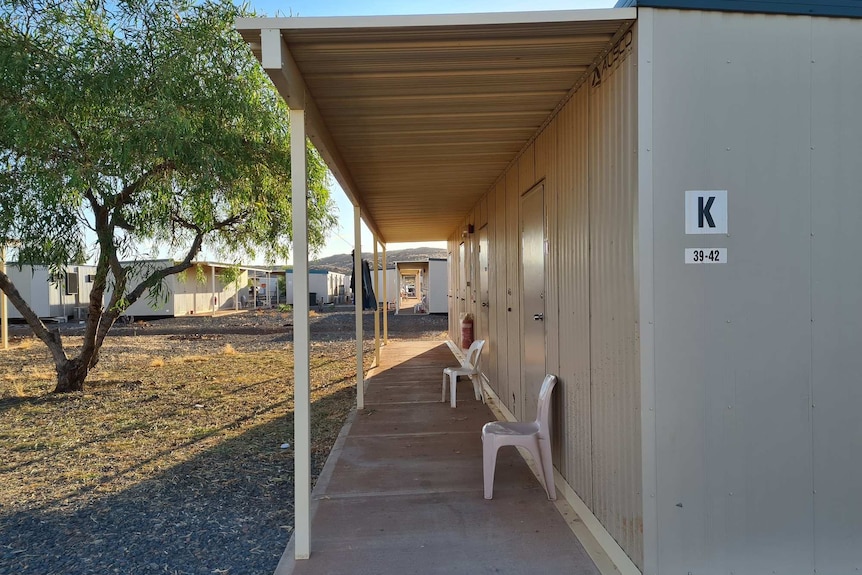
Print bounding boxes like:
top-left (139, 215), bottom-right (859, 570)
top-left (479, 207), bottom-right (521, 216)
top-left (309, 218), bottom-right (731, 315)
top-left (92, 251), bottom-right (129, 355)
top-left (121, 231), bottom-right (206, 312)
top-left (118, 211), bottom-right (247, 318)
top-left (172, 211), bottom-right (248, 233)
top-left (115, 161), bottom-right (174, 208)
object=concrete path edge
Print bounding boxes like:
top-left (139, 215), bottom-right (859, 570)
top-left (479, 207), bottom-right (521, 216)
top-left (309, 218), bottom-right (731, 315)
top-left (273, 409), bottom-right (359, 575)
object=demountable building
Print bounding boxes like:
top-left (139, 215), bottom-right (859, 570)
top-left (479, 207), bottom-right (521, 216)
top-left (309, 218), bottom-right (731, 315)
top-left (238, 2), bottom-right (862, 572)
top-left (4, 264), bottom-right (97, 321)
top-left (117, 260), bottom-right (251, 319)
top-left (284, 269), bottom-right (349, 305)
top-left (394, 258), bottom-right (448, 314)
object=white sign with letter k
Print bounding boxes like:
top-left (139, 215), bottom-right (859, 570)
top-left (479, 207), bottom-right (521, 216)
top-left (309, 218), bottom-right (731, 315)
top-left (685, 190), bottom-right (727, 234)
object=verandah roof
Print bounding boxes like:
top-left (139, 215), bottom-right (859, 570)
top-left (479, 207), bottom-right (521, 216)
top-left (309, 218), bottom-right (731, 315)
top-left (235, 9), bottom-right (636, 244)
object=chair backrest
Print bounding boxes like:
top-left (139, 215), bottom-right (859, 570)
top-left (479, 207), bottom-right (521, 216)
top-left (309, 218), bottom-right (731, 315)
top-left (535, 374), bottom-right (558, 438)
top-left (465, 339), bottom-right (486, 369)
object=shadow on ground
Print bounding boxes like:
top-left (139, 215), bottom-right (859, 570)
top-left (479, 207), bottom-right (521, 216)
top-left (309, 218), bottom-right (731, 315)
top-left (0, 387), bottom-right (353, 575)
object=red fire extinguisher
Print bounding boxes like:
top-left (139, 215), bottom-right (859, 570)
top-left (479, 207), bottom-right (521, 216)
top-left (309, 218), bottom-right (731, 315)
top-left (460, 313), bottom-right (474, 349)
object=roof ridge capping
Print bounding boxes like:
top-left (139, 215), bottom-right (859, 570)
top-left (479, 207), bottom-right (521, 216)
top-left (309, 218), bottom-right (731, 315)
top-left (235, 8), bottom-right (636, 31)
top-left (614, 0), bottom-right (862, 18)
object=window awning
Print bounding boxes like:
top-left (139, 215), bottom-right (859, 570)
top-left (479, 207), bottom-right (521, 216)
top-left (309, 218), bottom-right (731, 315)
top-left (236, 9), bottom-right (636, 244)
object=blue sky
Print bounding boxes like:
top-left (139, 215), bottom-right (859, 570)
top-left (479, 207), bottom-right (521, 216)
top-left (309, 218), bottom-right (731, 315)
top-left (248, 0), bottom-right (614, 18)
top-left (244, 0), bottom-right (616, 262)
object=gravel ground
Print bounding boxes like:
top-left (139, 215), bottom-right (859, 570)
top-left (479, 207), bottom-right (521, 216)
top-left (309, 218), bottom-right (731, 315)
top-left (0, 309), bottom-right (448, 575)
top-left (25, 305), bottom-right (449, 338)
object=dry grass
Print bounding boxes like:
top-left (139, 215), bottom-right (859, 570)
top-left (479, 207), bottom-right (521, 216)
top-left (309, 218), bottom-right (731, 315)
top-left (14, 338), bottom-right (37, 350)
top-left (25, 369), bottom-right (54, 381)
top-left (0, 332), bottom-right (374, 514)
top-left (178, 354), bottom-right (209, 363)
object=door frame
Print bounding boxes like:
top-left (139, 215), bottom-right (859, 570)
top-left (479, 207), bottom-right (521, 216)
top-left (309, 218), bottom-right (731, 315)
top-left (519, 181), bottom-right (547, 419)
top-left (477, 224), bottom-right (490, 377)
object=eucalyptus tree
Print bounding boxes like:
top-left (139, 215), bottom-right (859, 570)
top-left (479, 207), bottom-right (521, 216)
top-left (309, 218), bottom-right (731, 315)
top-left (0, 0), bottom-right (336, 392)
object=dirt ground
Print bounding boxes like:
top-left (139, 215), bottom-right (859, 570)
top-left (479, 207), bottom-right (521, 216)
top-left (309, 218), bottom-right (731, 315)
top-left (0, 308), bottom-right (448, 574)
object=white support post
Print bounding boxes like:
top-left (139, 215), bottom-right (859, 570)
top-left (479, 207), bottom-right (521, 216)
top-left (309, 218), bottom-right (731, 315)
top-left (1, 245), bottom-right (7, 351)
top-left (373, 237), bottom-right (380, 367)
top-left (290, 108), bottom-right (311, 561)
top-left (354, 206), bottom-right (364, 410)
top-left (211, 266), bottom-right (217, 314)
top-left (394, 263), bottom-right (399, 316)
top-left (382, 244), bottom-right (388, 345)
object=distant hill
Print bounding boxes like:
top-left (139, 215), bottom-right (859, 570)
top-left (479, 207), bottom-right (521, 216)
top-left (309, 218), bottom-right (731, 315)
top-left (312, 247), bottom-right (448, 274)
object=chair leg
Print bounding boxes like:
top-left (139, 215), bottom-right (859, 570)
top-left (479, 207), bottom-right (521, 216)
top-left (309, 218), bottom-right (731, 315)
top-left (470, 375), bottom-right (482, 401)
top-left (450, 373), bottom-right (458, 408)
top-left (525, 443), bottom-right (549, 499)
top-left (441, 372), bottom-right (447, 403)
top-left (482, 437), bottom-right (498, 499)
top-left (538, 438), bottom-right (557, 501)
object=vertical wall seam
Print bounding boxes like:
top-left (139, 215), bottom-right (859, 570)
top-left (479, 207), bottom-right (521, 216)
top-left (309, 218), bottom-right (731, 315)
top-left (807, 15), bottom-right (817, 574)
top-left (587, 72), bottom-right (597, 522)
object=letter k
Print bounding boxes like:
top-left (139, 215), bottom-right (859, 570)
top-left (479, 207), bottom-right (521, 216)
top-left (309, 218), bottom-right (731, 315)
top-left (699, 196), bottom-right (715, 228)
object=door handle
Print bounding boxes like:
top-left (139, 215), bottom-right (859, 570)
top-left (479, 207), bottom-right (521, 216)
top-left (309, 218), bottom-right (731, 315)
top-left (533, 313), bottom-right (544, 321)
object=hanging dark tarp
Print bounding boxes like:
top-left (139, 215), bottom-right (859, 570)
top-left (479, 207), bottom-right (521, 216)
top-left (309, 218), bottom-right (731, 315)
top-left (349, 259), bottom-right (377, 311)
top-left (361, 260), bottom-right (377, 311)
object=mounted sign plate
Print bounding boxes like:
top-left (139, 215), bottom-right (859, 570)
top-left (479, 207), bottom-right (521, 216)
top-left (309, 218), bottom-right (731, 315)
top-left (685, 248), bottom-right (727, 264)
top-left (685, 190), bottom-right (727, 234)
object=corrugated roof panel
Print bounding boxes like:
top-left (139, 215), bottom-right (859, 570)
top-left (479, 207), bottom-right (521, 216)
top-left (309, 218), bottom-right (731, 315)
top-left (238, 10), bottom-right (635, 243)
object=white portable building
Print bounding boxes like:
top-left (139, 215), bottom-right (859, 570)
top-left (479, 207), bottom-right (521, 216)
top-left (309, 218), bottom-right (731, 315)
top-left (118, 261), bottom-right (249, 318)
top-left (393, 259), bottom-right (448, 314)
top-left (4, 264), bottom-right (97, 321)
top-left (239, 2), bottom-right (862, 572)
top-left (284, 269), bottom-right (349, 305)
top-left (373, 266), bottom-right (398, 310)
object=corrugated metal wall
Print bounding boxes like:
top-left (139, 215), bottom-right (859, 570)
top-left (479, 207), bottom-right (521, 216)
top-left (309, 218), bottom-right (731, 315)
top-left (556, 87), bottom-right (594, 512)
top-left (492, 180), bottom-right (507, 405)
top-left (588, 31), bottom-right (642, 565)
top-left (449, 24), bottom-right (642, 569)
top-left (505, 166), bottom-right (522, 418)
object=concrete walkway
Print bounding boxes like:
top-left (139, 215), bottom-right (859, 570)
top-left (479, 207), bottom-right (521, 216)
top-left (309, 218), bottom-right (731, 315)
top-left (275, 340), bottom-right (602, 575)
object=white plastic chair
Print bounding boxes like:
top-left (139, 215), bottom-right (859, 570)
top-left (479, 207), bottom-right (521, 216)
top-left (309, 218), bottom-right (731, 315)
top-left (482, 373), bottom-right (557, 500)
top-left (442, 339), bottom-right (485, 408)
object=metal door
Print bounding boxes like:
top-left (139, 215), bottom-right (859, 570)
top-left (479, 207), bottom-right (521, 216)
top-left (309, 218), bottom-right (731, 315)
top-left (520, 183), bottom-right (546, 419)
top-left (478, 225), bottom-right (490, 376)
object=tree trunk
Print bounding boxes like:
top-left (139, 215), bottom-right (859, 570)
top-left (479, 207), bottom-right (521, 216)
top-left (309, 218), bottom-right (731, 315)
top-left (53, 357), bottom-right (90, 393)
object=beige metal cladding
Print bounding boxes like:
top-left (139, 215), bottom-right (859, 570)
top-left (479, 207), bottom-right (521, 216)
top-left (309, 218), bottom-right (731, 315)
top-left (644, 9), bottom-right (862, 574)
top-left (587, 36), bottom-right (641, 567)
top-left (461, 25), bottom-right (642, 568)
top-left (555, 87), bottom-right (594, 518)
top-left (810, 17), bottom-right (862, 574)
top-left (505, 166), bottom-right (522, 418)
top-left (493, 180), bottom-right (509, 410)
top-left (534, 117), bottom-right (562, 467)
